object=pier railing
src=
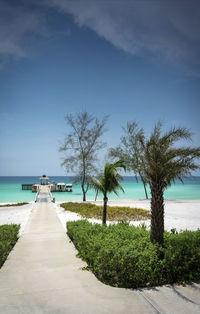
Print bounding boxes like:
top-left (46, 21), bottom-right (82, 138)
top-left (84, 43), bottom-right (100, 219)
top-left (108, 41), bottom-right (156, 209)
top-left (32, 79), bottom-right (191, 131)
top-left (48, 185), bottom-right (54, 202)
top-left (34, 185), bottom-right (55, 203)
top-left (35, 186), bottom-right (40, 203)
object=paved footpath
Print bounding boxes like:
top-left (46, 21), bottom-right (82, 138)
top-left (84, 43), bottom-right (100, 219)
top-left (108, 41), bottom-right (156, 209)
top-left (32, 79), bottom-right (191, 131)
top-left (0, 188), bottom-right (199, 313)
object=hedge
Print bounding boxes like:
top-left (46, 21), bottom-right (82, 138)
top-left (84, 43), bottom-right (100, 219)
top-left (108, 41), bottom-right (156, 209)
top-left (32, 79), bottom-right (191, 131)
top-left (67, 220), bottom-right (200, 288)
top-left (0, 224), bottom-right (20, 268)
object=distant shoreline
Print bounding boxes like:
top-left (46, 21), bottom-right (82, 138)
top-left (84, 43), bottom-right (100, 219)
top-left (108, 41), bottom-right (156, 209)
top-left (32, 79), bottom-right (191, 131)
top-left (1, 199), bottom-right (200, 205)
top-left (1, 175), bottom-right (200, 178)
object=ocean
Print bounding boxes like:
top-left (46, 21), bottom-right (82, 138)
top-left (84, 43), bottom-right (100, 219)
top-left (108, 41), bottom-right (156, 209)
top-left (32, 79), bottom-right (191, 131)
top-left (0, 176), bottom-right (200, 203)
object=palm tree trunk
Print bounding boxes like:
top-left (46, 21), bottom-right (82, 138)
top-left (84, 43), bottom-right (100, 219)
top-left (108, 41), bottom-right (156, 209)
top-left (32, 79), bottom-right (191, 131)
top-left (103, 196), bottom-right (108, 225)
top-left (150, 182), bottom-right (164, 245)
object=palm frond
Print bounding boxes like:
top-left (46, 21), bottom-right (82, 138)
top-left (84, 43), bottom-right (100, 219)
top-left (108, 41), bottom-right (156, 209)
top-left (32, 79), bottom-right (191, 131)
top-left (90, 176), bottom-right (105, 194)
top-left (112, 160), bottom-right (127, 171)
top-left (141, 122), bottom-right (200, 188)
top-left (161, 127), bottom-right (192, 145)
top-left (90, 160), bottom-right (126, 198)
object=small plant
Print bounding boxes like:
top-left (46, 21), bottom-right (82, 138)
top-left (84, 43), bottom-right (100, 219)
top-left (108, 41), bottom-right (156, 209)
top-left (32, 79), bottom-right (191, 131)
top-left (0, 224), bottom-right (20, 268)
top-left (170, 228), bottom-right (178, 234)
top-left (60, 202), bottom-right (150, 221)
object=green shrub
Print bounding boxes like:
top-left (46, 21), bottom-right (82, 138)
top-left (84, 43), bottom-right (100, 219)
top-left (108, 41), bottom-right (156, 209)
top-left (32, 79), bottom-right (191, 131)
top-left (61, 202), bottom-right (150, 221)
top-left (67, 220), bottom-right (200, 288)
top-left (162, 230), bottom-right (200, 283)
top-left (0, 224), bottom-right (20, 268)
top-left (0, 202), bottom-right (29, 207)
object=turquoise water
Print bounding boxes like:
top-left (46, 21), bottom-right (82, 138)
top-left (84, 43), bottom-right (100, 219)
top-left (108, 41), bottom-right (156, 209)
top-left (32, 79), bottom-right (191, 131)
top-left (0, 176), bottom-right (200, 203)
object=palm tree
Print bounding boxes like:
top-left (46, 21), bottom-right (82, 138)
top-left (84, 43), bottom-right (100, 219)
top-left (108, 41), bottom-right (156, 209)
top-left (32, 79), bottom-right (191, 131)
top-left (140, 122), bottom-right (200, 245)
top-left (90, 160), bottom-right (126, 224)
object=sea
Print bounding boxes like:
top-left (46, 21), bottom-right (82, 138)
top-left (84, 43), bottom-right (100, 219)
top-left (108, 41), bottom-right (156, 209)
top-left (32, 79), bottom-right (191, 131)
top-left (0, 176), bottom-right (200, 203)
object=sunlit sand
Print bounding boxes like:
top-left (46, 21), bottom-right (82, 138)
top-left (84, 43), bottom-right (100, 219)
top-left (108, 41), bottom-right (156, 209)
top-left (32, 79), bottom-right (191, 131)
top-left (0, 199), bottom-right (200, 234)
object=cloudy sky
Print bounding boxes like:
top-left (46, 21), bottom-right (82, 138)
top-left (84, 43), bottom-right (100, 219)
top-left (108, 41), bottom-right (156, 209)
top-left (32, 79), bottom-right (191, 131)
top-left (0, 0), bottom-right (200, 175)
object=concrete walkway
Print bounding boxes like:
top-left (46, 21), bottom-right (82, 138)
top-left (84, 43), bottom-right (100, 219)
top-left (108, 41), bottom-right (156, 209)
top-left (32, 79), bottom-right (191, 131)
top-left (0, 189), bottom-right (199, 313)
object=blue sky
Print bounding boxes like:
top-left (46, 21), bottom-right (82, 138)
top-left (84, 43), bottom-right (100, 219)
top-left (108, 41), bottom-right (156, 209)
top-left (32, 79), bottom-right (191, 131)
top-left (0, 0), bottom-right (200, 176)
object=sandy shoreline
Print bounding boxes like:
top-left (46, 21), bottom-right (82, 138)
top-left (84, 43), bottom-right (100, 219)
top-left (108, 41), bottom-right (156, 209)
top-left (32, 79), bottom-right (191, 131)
top-left (0, 203), bottom-right (34, 235)
top-left (0, 200), bottom-right (200, 234)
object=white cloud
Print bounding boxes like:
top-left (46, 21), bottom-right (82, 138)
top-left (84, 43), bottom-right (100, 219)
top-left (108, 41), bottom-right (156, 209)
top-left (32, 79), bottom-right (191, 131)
top-left (44, 0), bottom-right (200, 73)
top-left (1, 0), bottom-right (200, 74)
top-left (0, 1), bottom-right (45, 57)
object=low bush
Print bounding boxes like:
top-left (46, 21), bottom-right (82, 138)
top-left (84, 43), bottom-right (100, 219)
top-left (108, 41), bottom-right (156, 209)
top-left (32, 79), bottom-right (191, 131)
top-left (67, 220), bottom-right (200, 288)
top-left (162, 231), bottom-right (200, 283)
top-left (0, 202), bottom-right (28, 207)
top-left (0, 224), bottom-right (20, 268)
top-left (61, 202), bottom-right (150, 221)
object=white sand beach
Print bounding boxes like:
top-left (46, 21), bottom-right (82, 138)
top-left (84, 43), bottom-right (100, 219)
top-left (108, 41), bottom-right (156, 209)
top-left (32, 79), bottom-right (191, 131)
top-left (0, 200), bottom-right (200, 234)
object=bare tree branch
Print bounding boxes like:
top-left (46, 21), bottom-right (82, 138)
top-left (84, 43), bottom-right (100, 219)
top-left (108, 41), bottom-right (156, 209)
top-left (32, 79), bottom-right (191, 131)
top-left (109, 121), bottom-right (149, 199)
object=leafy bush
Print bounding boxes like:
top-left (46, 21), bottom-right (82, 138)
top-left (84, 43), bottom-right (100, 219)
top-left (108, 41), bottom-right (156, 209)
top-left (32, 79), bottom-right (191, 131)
top-left (61, 202), bottom-right (150, 221)
top-left (0, 224), bottom-right (20, 268)
top-left (0, 202), bottom-right (28, 207)
top-left (67, 220), bottom-right (200, 288)
top-left (162, 230), bottom-right (200, 283)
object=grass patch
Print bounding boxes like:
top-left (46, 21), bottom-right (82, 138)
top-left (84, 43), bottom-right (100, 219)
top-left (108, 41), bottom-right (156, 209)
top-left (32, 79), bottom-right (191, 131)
top-left (0, 224), bottom-right (20, 268)
top-left (0, 202), bottom-right (29, 207)
top-left (61, 202), bottom-right (150, 221)
top-left (67, 220), bottom-right (200, 288)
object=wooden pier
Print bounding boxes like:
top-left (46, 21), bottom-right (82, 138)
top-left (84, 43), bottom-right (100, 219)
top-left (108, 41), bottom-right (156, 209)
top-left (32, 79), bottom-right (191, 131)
top-left (35, 185), bottom-right (53, 203)
top-left (22, 175), bottom-right (72, 193)
top-left (22, 184), bottom-right (34, 190)
top-left (22, 183), bottom-right (72, 192)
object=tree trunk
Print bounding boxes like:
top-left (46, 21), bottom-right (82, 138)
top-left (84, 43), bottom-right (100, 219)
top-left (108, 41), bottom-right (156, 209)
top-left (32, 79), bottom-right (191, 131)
top-left (95, 190), bottom-right (98, 201)
top-left (139, 173), bottom-right (148, 199)
top-left (144, 182), bottom-right (148, 199)
top-left (142, 178), bottom-right (148, 199)
top-left (82, 158), bottom-right (86, 201)
top-left (150, 182), bottom-right (164, 245)
top-left (83, 190), bottom-right (86, 201)
top-left (82, 183), bottom-right (86, 201)
top-left (103, 196), bottom-right (108, 225)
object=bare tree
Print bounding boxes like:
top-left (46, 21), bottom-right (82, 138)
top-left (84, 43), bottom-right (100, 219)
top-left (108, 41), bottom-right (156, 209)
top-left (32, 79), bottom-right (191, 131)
top-left (109, 122), bottom-right (149, 199)
top-left (59, 112), bottom-right (108, 201)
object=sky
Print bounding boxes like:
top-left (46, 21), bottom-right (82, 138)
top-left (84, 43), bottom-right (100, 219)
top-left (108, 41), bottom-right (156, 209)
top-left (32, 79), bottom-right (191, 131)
top-left (0, 0), bottom-right (200, 176)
